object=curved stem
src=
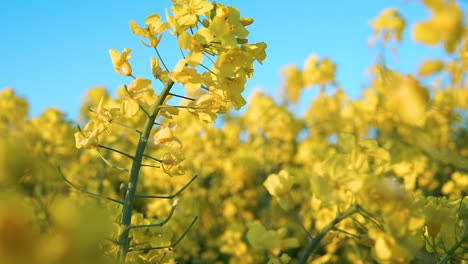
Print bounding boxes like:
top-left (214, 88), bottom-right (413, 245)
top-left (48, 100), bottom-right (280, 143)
top-left (136, 175), bottom-right (198, 199)
top-left (118, 80), bottom-right (175, 262)
top-left (154, 47), bottom-right (170, 73)
top-left (128, 216), bottom-right (198, 252)
top-left (297, 205), bottom-right (358, 264)
top-left (440, 231), bottom-right (468, 264)
top-left (98, 144), bottom-right (134, 160)
top-left (58, 166), bottom-right (124, 205)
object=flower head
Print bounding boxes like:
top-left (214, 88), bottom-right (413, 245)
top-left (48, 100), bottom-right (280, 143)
top-left (109, 48), bottom-right (132, 76)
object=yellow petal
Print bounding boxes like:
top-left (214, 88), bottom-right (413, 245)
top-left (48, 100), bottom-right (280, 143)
top-left (129, 20), bottom-right (148, 37)
top-left (178, 31), bottom-right (191, 49)
top-left (418, 59), bottom-right (444, 76)
top-left (121, 99), bottom-right (140, 118)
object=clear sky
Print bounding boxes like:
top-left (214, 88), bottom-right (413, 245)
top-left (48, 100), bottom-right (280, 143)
top-left (1, 0), bottom-right (455, 120)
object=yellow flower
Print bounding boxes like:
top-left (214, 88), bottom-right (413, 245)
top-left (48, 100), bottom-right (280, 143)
top-left (220, 75), bottom-right (247, 110)
top-left (121, 78), bottom-right (154, 118)
top-left (303, 54), bottom-right (336, 87)
top-left (282, 65), bottom-right (303, 103)
top-left (214, 47), bottom-right (251, 78)
top-left (109, 48), bottom-right (132, 76)
top-left (246, 222), bottom-right (299, 255)
top-left (74, 120), bottom-right (106, 149)
top-left (418, 59), bottom-right (444, 76)
top-left (188, 89), bottom-right (227, 123)
top-left (243, 42), bottom-right (267, 64)
top-left (370, 8), bottom-right (405, 44)
top-left (263, 170), bottom-right (293, 197)
top-left (159, 105), bottom-right (180, 119)
top-left (210, 5), bottom-right (249, 48)
top-left (171, 0), bottom-right (213, 26)
top-left (151, 58), bottom-right (163, 79)
top-left (413, 1), bottom-right (463, 53)
top-left (423, 197), bottom-right (458, 239)
top-left (160, 152), bottom-right (184, 176)
top-left (388, 74), bottom-right (429, 126)
top-left (130, 14), bottom-right (169, 47)
top-left (171, 59), bottom-right (203, 92)
top-left (178, 27), bottom-right (214, 67)
top-left (153, 125), bottom-right (183, 149)
top-left (95, 97), bottom-right (120, 125)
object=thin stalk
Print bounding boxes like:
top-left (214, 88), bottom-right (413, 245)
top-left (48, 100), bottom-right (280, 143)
top-left (136, 175), bottom-right (198, 199)
top-left (128, 205), bottom-right (176, 230)
top-left (199, 63), bottom-right (217, 76)
top-left (118, 80), bottom-right (175, 263)
top-left (173, 105), bottom-right (198, 109)
top-left (297, 205), bottom-right (358, 264)
top-left (154, 47), bottom-right (170, 73)
top-left (58, 167), bottom-right (124, 205)
top-left (440, 231), bottom-right (468, 264)
top-left (143, 153), bottom-right (163, 163)
top-left (96, 150), bottom-right (130, 172)
top-left (128, 216), bottom-right (198, 252)
top-left (168, 92), bottom-right (196, 101)
top-left (98, 145), bottom-right (134, 160)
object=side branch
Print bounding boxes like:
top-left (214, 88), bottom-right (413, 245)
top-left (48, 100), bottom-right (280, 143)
top-left (440, 231), bottom-right (468, 264)
top-left (97, 150), bottom-right (130, 172)
top-left (297, 205), bottom-right (358, 264)
top-left (128, 216), bottom-right (198, 252)
top-left (98, 145), bottom-right (135, 160)
top-left (136, 175), bottom-right (198, 199)
top-left (128, 204), bottom-right (176, 230)
top-left (143, 153), bottom-right (163, 163)
top-left (58, 166), bottom-right (124, 205)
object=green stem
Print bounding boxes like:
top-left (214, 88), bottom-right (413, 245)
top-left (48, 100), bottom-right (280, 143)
top-left (440, 231), bottom-right (468, 264)
top-left (118, 80), bottom-right (174, 263)
top-left (297, 205), bottom-right (358, 264)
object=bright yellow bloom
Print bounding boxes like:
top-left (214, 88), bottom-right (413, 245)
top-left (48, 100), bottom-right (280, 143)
top-left (109, 48), bottom-right (132, 76)
top-left (121, 78), bottom-right (154, 118)
top-left (453, 88), bottom-right (468, 109)
top-left (171, 0), bottom-right (213, 26)
top-left (95, 97), bottom-right (120, 125)
top-left (178, 27), bottom-right (214, 67)
top-left (423, 197), bottom-right (458, 240)
top-left (282, 65), bottom-right (303, 103)
top-left (418, 59), bottom-right (444, 76)
top-left (459, 33), bottom-right (468, 70)
top-left (130, 14), bottom-right (169, 47)
top-left (214, 47), bottom-right (252, 78)
top-left (413, 1), bottom-right (463, 53)
top-left (210, 5), bottom-right (249, 48)
top-left (0, 88), bottom-right (28, 124)
top-left (188, 89), bottom-right (227, 123)
top-left (159, 105), bottom-right (180, 119)
top-left (153, 125), bottom-right (183, 149)
top-left (263, 170), bottom-right (293, 197)
top-left (243, 42), bottom-right (267, 64)
top-left (388, 74), bottom-right (429, 126)
top-left (303, 54), bottom-right (336, 87)
top-left (171, 59), bottom-right (203, 92)
top-left (160, 152), bottom-right (184, 176)
top-left (246, 222), bottom-right (299, 255)
top-left (220, 75), bottom-right (247, 110)
top-left (74, 120), bottom-right (106, 149)
top-left (151, 58), bottom-right (163, 79)
top-left (370, 8), bottom-right (405, 44)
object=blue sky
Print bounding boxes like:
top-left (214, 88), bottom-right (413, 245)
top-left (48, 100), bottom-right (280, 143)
top-left (1, 0), bottom-right (454, 120)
